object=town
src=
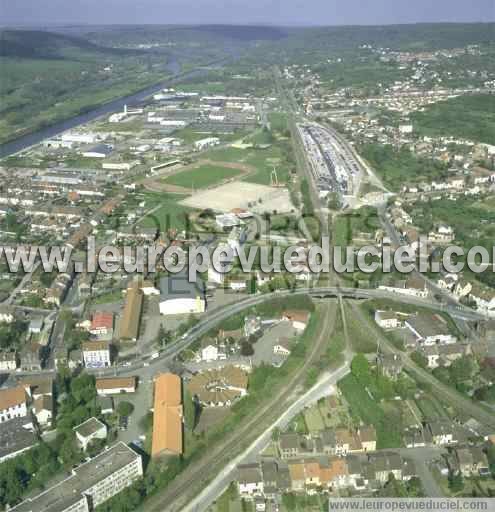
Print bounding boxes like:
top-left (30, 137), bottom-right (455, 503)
top-left (0, 16), bottom-right (494, 512)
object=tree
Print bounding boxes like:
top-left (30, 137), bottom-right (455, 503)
top-left (156, 325), bottom-right (173, 348)
top-left (117, 401), bottom-right (134, 417)
top-left (240, 341), bottom-right (254, 356)
top-left (351, 353), bottom-right (370, 385)
top-left (410, 350), bottom-right (428, 369)
top-left (448, 471), bottom-right (464, 493)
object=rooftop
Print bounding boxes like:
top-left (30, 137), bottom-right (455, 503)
top-left (11, 442), bottom-right (140, 512)
top-left (151, 373), bottom-right (183, 457)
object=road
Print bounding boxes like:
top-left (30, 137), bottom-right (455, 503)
top-left (397, 447), bottom-right (446, 497)
top-left (183, 364), bottom-right (350, 512)
top-left (141, 300), bottom-right (340, 511)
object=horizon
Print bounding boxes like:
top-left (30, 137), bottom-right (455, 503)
top-left (1, 0), bottom-right (493, 27)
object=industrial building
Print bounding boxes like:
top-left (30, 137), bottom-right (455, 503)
top-left (120, 283), bottom-right (143, 341)
top-left (158, 273), bottom-right (206, 316)
top-left (151, 373), bottom-right (183, 458)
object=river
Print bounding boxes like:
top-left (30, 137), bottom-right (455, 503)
top-left (0, 52), bottom-right (233, 159)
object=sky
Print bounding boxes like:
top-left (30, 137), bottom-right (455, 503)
top-left (1, 0), bottom-right (494, 26)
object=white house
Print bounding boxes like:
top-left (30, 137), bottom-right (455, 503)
top-left (405, 314), bottom-right (457, 346)
top-left (273, 338), bottom-right (291, 356)
top-left (74, 417), bottom-right (108, 451)
top-left (82, 341), bottom-right (111, 368)
top-left (33, 396), bottom-right (53, 427)
top-left (374, 310), bottom-right (405, 330)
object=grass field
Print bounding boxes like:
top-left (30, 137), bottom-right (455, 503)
top-left (138, 193), bottom-right (195, 232)
top-left (203, 144), bottom-right (292, 185)
top-left (162, 164), bottom-right (243, 189)
top-left (304, 407), bottom-right (326, 432)
top-left (338, 373), bottom-right (402, 449)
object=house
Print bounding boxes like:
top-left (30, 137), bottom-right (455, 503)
top-left (428, 420), bottom-right (457, 445)
top-left (151, 373), bottom-right (183, 457)
top-left (96, 377), bottom-right (137, 395)
top-left (28, 317), bottom-right (44, 334)
top-left (374, 310), bottom-right (406, 330)
top-left (370, 451), bottom-right (403, 483)
top-left (74, 417), bottom-right (108, 451)
top-left (422, 343), bottom-right (470, 369)
top-left (82, 340), bottom-right (111, 368)
top-left (238, 463), bottom-right (264, 497)
top-left (33, 395), bottom-right (53, 427)
top-left (20, 343), bottom-right (43, 371)
top-left (200, 338), bottom-right (220, 362)
top-left (89, 311), bottom-right (114, 338)
top-left (0, 386), bottom-right (27, 423)
top-left (273, 338), bottom-right (291, 356)
top-left (282, 310), bottom-right (310, 332)
top-left (358, 426), bottom-right (377, 452)
top-left (279, 432), bottom-right (301, 459)
top-left (0, 351), bottom-right (17, 371)
top-left (261, 459), bottom-right (290, 497)
top-left (158, 273), bottom-right (206, 316)
top-left (405, 313), bottom-right (457, 345)
top-left (377, 353), bottom-right (403, 380)
top-left (454, 446), bottom-right (489, 477)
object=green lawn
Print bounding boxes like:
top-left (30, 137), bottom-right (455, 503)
top-left (162, 164), bottom-right (243, 189)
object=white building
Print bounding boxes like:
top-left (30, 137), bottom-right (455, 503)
top-left (405, 314), bottom-right (457, 346)
top-left (74, 417), bottom-right (108, 451)
top-left (11, 442), bottom-right (143, 512)
top-left (33, 396), bottom-right (53, 427)
top-left (0, 351), bottom-right (17, 371)
top-left (0, 386), bottom-right (27, 424)
top-left (158, 274), bottom-right (206, 316)
top-left (82, 341), bottom-right (111, 368)
top-left (194, 137), bottom-right (220, 151)
top-left (96, 377), bottom-right (136, 395)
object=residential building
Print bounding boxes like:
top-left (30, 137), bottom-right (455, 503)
top-left (374, 310), bottom-right (407, 329)
top-left (82, 340), bottom-right (111, 368)
top-left (74, 417), bottom-right (108, 451)
top-left (89, 311), bottom-right (114, 338)
top-left (33, 395), bottom-right (53, 427)
top-left (0, 416), bottom-right (37, 463)
top-left (282, 310), bottom-right (310, 331)
top-left (0, 386), bottom-right (27, 424)
top-left (20, 342), bottom-right (43, 371)
top-left (454, 446), bottom-right (490, 477)
top-left (11, 442), bottom-right (143, 512)
top-left (151, 373), bottom-right (183, 457)
top-left (0, 351), bottom-right (17, 371)
top-left (238, 463), bottom-right (264, 497)
top-left (96, 377), bottom-right (137, 395)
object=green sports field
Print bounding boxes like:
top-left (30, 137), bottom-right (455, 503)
top-left (162, 164), bottom-right (243, 189)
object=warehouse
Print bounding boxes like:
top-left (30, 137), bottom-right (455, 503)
top-left (120, 283), bottom-right (143, 341)
top-left (158, 273), bottom-right (206, 316)
top-left (151, 373), bottom-right (183, 457)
